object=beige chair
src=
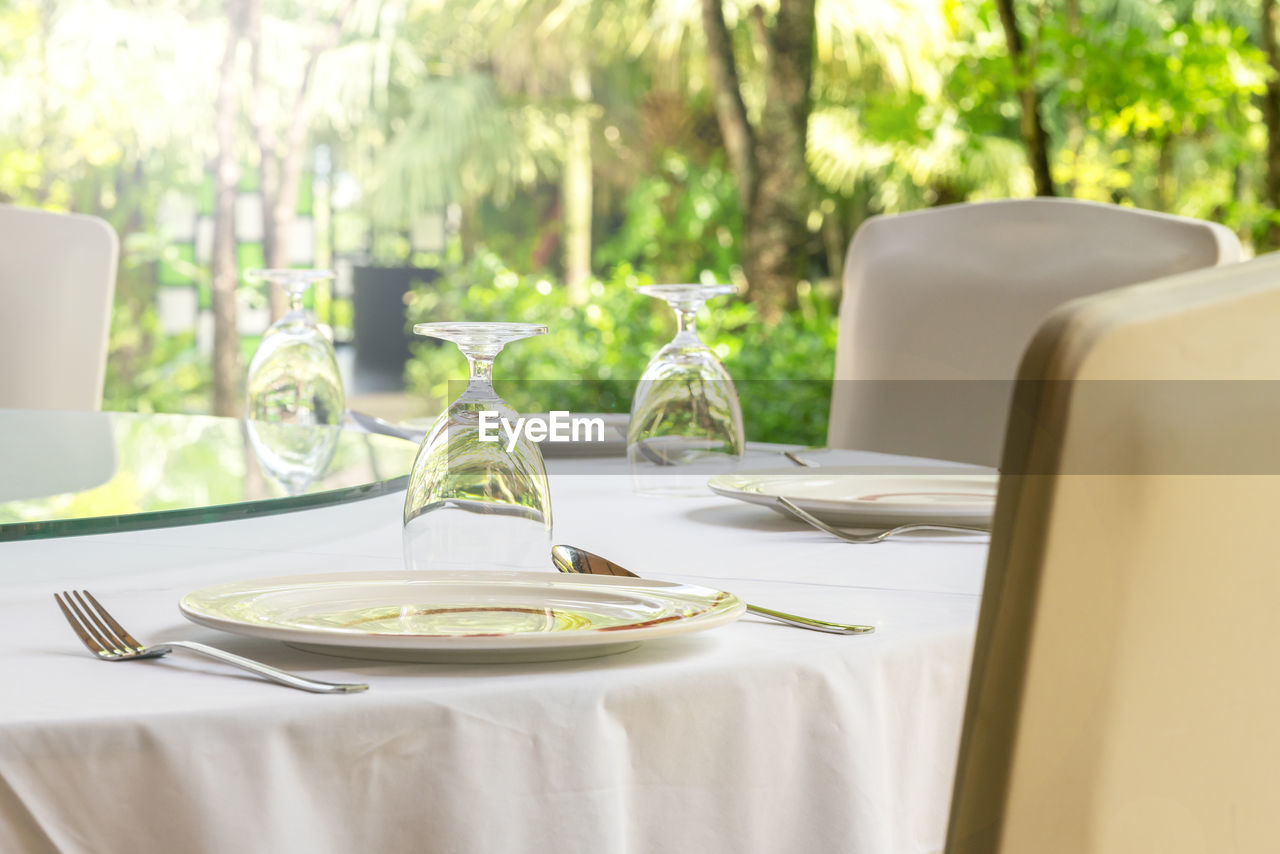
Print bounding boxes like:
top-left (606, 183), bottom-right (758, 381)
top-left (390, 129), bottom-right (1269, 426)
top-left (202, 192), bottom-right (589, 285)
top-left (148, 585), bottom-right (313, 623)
top-left (946, 253), bottom-right (1280, 853)
top-left (828, 198), bottom-right (1242, 465)
top-left (0, 203), bottom-right (119, 410)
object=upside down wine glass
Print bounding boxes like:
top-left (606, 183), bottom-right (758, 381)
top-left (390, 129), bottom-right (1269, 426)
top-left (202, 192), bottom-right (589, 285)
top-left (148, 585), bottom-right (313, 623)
top-left (403, 322), bottom-right (552, 573)
top-left (244, 269), bottom-right (345, 492)
top-left (245, 269), bottom-right (345, 425)
top-left (627, 284), bottom-right (745, 494)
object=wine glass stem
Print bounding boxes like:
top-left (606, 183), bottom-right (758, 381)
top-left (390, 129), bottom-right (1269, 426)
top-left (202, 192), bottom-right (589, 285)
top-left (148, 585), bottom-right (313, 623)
top-left (674, 304), bottom-right (702, 345)
top-left (288, 285), bottom-right (307, 316)
top-left (463, 354), bottom-right (497, 400)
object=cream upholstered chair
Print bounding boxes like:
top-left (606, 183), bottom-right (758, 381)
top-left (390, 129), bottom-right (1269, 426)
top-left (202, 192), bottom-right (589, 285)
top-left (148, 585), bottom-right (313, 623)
top-left (828, 198), bottom-right (1242, 465)
top-left (945, 253), bottom-right (1280, 853)
top-left (0, 203), bottom-right (119, 410)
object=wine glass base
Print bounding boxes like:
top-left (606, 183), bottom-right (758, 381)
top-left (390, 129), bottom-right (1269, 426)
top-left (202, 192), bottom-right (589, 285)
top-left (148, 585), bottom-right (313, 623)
top-left (635, 284), bottom-right (737, 302)
top-left (412, 322), bottom-right (547, 349)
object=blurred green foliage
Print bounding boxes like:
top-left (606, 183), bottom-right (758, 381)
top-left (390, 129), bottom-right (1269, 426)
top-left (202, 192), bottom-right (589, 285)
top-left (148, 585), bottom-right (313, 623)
top-left (102, 304), bottom-right (211, 414)
top-left (6, 0), bottom-right (1280, 434)
top-left (405, 252), bottom-right (838, 445)
top-left (593, 151), bottom-right (743, 284)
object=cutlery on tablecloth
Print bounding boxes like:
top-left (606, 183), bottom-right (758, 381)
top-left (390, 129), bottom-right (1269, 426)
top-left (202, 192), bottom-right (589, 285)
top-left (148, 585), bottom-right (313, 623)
top-left (551, 544), bottom-right (874, 635)
top-left (775, 497), bottom-right (990, 543)
top-left (54, 590), bottom-right (368, 694)
top-left (783, 448), bottom-right (822, 466)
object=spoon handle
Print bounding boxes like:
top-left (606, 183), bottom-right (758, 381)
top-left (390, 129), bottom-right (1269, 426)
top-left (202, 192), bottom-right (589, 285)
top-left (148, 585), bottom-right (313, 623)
top-left (745, 603), bottom-right (874, 635)
top-left (551, 544), bottom-right (875, 635)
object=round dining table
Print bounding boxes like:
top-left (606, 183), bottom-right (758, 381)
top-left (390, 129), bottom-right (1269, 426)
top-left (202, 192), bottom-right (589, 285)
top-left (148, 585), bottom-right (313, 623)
top-left (0, 411), bottom-right (986, 854)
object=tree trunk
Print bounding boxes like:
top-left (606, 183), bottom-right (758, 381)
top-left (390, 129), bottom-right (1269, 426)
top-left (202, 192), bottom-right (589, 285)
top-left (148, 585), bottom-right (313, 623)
top-left (995, 0), bottom-right (1055, 197)
top-left (246, 0), bottom-right (282, 316)
top-left (563, 61), bottom-right (593, 305)
top-left (250, 1), bottom-right (355, 319)
top-left (530, 198), bottom-right (562, 271)
top-left (702, 0), bottom-right (814, 322)
top-left (741, 0), bottom-right (815, 321)
top-left (702, 0), bottom-right (755, 209)
top-left (1061, 0), bottom-right (1081, 196)
top-left (1263, 0), bottom-right (1280, 247)
top-left (108, 159), bottom-right (152, 402)
top-left (210, 0), bottom-right (245, 417)
top-left (1155, 132), bottom-right (1174, 211)
top-left (821, 201), bottom-right (847, 289)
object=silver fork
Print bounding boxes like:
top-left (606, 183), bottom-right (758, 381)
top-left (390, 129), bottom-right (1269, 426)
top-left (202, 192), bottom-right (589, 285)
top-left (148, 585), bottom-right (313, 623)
top-left (54, 591), bottom-right (368, 694)
top-left (776, 497), bottom-right (990, 543)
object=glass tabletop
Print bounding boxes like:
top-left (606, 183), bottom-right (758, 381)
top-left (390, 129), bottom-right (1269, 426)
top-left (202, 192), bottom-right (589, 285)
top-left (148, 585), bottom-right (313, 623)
top-left (0, 410), bottom-right (419, 541)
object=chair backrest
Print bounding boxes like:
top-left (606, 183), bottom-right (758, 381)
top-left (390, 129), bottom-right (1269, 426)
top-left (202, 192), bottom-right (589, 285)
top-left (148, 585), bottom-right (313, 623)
top-left (828, 198), bottom-right (1241, 465)
top-left (0, 203), bottom-right (119, 410)
top-left (946, 253), bottom-right (1280, 854)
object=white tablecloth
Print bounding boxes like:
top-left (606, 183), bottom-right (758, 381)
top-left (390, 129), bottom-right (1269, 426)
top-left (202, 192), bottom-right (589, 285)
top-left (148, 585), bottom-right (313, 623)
top-left (0, 453), bottom-right (986, 854)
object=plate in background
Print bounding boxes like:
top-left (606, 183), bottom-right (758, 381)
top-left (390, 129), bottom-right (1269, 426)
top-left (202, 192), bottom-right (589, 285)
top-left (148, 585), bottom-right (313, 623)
top-left (708, 466), bottom-right (998, 527)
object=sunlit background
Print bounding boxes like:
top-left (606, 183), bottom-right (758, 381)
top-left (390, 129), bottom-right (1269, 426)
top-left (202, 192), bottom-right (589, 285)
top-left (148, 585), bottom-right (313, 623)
top-left (1, 0), bottom-right (1272, 444)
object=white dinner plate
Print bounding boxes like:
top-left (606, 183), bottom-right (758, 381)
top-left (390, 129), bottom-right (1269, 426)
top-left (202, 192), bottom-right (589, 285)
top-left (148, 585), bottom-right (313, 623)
top-left (180, 570), bottom-right (744, 663)
top-left (707, 466), bottom-right (999, 527)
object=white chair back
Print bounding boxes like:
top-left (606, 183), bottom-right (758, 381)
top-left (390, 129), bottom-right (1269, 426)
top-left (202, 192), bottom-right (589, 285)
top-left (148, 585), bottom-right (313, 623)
top-left (947, 252), bottom-right (1280, 853)
top-left (828, 198), bottom-right (1241, 464)
top-left (0, 204), bottom-right (119, 410)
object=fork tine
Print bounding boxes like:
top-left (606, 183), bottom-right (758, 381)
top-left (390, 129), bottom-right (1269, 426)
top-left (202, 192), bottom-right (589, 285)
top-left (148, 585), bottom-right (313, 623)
top-left (69, 591), bottom-right (129, 654)
top-left (55, 592), bottom-right (112, 655)
top-left (82, 591), bottom-right (144, 650)
top-left (54, 594), bottom-right (106, 655)
top-left (57, 592), bottom-right (366, 693)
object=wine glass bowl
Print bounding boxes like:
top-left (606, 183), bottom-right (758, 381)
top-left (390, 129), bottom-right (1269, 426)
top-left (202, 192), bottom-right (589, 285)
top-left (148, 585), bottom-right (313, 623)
top-left (245, 269), bottom-right (345, 427)
top-left (403, 322), bottom-right (553, 573)
top-left (245, 420), bottom-right (342, 495)
top-left (628, 284), bottom-right (745, 491)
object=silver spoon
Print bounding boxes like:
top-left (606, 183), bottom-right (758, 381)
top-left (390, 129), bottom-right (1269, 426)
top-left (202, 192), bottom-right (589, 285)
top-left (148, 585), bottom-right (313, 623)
top-left (551, 544), bottom-right (874, 635)
top-left (776, 496), bottom-right (989, 543)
